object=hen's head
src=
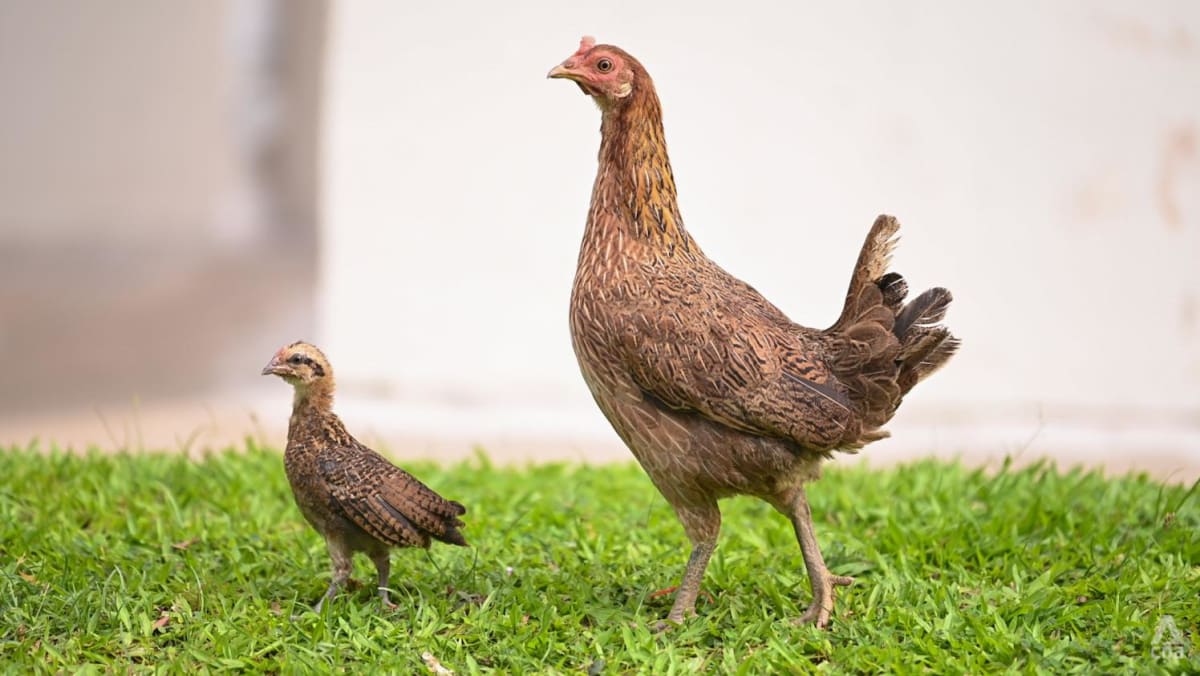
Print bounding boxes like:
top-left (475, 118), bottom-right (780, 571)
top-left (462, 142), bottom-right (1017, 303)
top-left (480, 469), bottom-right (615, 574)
top-left (548, 36), bottom-right (646, 109)
top-left (261, 341), bottom-right (333, 389)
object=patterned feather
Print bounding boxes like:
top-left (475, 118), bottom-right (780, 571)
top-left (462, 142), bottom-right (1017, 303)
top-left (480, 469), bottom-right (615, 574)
top-left (263, 341), bottom-right (467, 612)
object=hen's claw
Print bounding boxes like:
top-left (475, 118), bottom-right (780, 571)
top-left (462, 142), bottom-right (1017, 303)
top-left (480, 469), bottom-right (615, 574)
top-left (795, 572), bottom-right (854, 628)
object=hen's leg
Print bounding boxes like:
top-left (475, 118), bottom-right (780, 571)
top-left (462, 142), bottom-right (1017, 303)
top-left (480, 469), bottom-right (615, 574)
top-left (313, 538), bottom-right (352, 613)
top-left (369, 549), bottom-right (398, 611)
top-left (657, 500), bottom-right (721, 631)
top-left (781, 485), bottom-right (853, 628)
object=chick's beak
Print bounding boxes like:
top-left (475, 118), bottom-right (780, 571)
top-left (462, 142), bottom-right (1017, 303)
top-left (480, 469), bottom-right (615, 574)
top-left (261, 356), bottom-right (287, 377)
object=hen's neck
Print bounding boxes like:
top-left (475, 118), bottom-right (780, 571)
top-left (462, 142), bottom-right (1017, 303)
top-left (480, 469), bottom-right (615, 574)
top-left (587, 86), bottom-right (697, 259)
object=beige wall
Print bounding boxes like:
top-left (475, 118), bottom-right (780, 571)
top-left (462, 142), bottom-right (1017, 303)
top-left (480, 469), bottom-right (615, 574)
top-left (0, 1), bottom-right (1194, 464)
top-left (0, 1), bottom-right (322, 416)
top-left (319, 1), bottom-right (1200, 457)
top-left (0, 1), bottom-right (245, 245)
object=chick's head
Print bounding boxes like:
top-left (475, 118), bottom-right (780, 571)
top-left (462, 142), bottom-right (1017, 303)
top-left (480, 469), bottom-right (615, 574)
top-left (262, 341), bottom-right (333, 388)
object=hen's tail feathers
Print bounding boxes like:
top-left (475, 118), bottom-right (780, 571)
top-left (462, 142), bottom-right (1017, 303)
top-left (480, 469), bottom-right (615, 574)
top-left (830, 214), bottom-right (901, 334)
top-left (828, 215), bottom-right (959, 444)
top-left (894, 287), bottom-right (958, 394)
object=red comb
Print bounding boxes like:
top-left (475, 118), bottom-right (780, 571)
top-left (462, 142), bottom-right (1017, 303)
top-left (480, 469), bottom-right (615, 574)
top-left (575, 35), bottom-right (596, 56)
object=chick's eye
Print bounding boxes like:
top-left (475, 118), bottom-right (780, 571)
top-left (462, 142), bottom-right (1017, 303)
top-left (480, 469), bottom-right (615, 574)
top-left (596, 58), bottom-right (613, 73)
top-left (288, 354), bottom-right (304, 365)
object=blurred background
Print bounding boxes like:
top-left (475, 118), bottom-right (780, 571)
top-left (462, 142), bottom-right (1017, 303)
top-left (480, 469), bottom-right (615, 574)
top-left (1, 1), bottom-right (1197, 480)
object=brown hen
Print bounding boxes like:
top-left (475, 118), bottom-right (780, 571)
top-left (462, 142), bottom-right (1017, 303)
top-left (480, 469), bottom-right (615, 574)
top-left (262, 341), bottom-right (467, 612)
top-left (549, 37), bottom-right (958, 629)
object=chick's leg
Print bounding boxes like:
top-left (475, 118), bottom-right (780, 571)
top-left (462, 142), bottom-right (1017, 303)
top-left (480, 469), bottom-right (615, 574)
top-left (369, 549), bottom-right (398, 611)
top-left (783, 485), bottom-right (853, 628)
top-left (313, 538), bottom-right (352, 613)
top-left (657, 501), bottom-right (721, 631)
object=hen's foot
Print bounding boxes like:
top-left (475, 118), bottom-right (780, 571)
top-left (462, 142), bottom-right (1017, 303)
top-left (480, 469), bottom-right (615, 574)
top-left (379, 590), bottom-right (399, 613)
top-left (290, 595), bottom-right (330, 620)
top-left (794, 571), bottom-right (854, 629)
top-left (652, 592), bottom-right (716, 633)
top-left (651, 615), bottom-right (685, 633)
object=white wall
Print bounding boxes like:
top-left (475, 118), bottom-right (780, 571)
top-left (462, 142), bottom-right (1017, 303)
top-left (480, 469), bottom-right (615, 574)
top-left (319, 1), bottom-right (1200, 459)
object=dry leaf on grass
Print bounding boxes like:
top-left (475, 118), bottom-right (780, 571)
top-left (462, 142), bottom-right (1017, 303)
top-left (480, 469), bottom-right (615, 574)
top-left (421, 651), bottom-right (453, 674)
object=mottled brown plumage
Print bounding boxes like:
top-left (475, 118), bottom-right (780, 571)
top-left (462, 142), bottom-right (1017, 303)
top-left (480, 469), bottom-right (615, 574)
top-left (550, 37), bottom-right (958, 629)
top-left (262, 341), bottom-right (467, 611)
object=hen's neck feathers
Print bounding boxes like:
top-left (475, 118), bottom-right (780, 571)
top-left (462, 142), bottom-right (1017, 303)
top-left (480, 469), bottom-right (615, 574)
top-left (587, 78), bottom-right (699, 260)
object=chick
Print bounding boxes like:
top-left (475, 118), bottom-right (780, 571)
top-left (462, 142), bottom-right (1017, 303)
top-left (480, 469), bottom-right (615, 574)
top-left (262, 341), bottom-right (467, 611)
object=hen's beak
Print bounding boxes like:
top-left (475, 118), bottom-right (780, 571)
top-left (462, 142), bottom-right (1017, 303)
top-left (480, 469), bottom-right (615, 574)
top-left (548, 63), bottom-right (593, 96)
top-left (547, 63), bottom-right (575, 80)
top-left (261, 356), bottom-right (288, 377)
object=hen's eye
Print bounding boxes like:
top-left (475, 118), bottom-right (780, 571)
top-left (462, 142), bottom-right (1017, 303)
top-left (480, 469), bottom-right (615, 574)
top-left (596, 58), bottom-right (613, 73)
top-left (288, 354), bottom-right (304, 365)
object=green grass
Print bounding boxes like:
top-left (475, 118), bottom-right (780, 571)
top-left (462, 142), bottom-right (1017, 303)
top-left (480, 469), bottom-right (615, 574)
top-left (1, 442), bottom-right (1197, 674)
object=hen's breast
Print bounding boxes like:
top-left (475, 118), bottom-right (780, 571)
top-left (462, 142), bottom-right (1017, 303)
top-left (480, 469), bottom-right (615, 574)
top-left (569, 259), bottom-right (639, 412)
top-left (569, 258), bottom-right (818, 502)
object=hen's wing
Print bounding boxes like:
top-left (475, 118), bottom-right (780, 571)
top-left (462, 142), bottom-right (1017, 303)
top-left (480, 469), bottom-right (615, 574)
top-left (318, 444), bottom-right (467, 547)
top-left (611, 263), bottom-right (856, 451)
